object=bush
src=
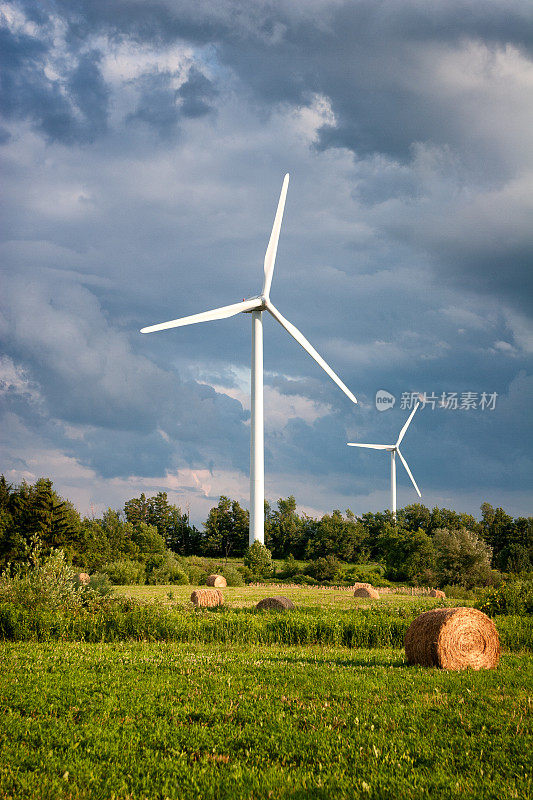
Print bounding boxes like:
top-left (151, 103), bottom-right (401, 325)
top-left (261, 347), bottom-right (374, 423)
top-left (441, 584), bottom-right (476, 601)
top-left (280, 554), bottom-right (299, 579)
top-left (102, 559), bottom-right (145, 585)
top-left (187, 565), bottom-right (205, 586)
top-left (306, 556), bottom-right (341, 583)
top-left (433, 527), bottom-right (493, 588)
top-left (0, 548), bottom-right (81, 612)
top-left (220, 564), bottom-right (245, 587)
top-left (146, 553), bottom-right (189, 585)
top-left (87, 572), bottom-right (113, 596)
top-left (475, 579), bottom-right (533, 616)
top-left (244, 541), bottom-right (273, 580)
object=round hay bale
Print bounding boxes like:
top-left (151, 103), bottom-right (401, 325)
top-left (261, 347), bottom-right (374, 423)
top-left (190, 588), bottom-right (224, 608)
top-left (405, 607), bottom-right (500, 670)
top-left (429, 589), bottom-right (446, 598)
top-left (354, 586), bottom-right (379, 599)
top-left (255, 596), bottom-right (295, 612)
top-left (206, 574), bottom-right (227, 588)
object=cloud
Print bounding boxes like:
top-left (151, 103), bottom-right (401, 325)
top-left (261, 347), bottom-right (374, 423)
top-left (1, 0), bottom-right (532, 518)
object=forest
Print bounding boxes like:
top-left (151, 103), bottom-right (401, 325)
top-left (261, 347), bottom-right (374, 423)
top-left (0, 474), bottom-right (531, 589)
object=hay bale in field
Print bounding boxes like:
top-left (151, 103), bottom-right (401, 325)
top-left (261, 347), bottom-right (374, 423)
top-left (206, 574), bottom-right (227, 588)
top-left (190, 588), bottom-right (224, 608)
top-left (354, 586), bottom-right (379, 599)
top-left (255, 596), bottom-right (295, 612)
top-left (405, 607), bottom-right (500, 670)
top-left (76, 573), bottom-right (90, 585)
top-left (429, 589), bottom-right (446, 598)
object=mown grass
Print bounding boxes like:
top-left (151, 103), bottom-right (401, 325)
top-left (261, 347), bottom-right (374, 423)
top-left (114, 583), bottom-right (445, 609)
top-left (0, 641), bottom-right (531, 800)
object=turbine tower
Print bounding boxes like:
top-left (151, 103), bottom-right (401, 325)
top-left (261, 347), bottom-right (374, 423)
top-left (347, 401), bottom-right (421, 518)
top-left (141, 174), bottom-right (358, 545)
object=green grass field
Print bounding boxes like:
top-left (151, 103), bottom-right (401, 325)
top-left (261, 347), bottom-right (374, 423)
top-left (1, 588), bottom-right (531, 799)
top-left (113, 583), bottom-right (448, 610)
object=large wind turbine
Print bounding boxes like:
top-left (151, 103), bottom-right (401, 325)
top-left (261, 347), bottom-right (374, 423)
top-left (347, 401), bottom-right (421, 518)
top-left (141, 174), bottom-right (357, 545)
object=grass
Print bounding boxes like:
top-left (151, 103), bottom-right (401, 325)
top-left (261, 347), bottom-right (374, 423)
top-left (113, 583), bottom-right (449, 609)
top-left (1, 587), bottom-right (531, 798)
top-left (0, 641), bottom-right (531, 799)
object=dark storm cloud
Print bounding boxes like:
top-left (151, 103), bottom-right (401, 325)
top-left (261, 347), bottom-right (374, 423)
top-left (1, 0), bottom-right (532, 514)
top-left (0, 23), bottom-right (109, 143)
top-left (128, 67), bottom-right (217, 137)
top-left (0, 269), bottom-right (250, 477)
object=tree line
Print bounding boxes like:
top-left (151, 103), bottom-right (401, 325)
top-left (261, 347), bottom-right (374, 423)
top-left (0, 474), bottom-right (531, 587)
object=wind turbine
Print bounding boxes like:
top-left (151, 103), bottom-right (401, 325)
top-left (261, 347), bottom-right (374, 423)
top-left (347, 401), bottom-right (421, 518)
top-left (141, 174), bottom-right (357, 545)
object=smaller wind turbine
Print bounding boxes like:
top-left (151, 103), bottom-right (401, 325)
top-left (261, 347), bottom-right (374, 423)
top-left (347, 401), bottom-right (421, 518)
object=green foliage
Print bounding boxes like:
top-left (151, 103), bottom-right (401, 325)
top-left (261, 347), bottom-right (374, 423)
top-left (219, 564), bottom-right (245, 587)
top-left (0, 477), bottom-right (82, 567)
top-left (280, 553), bottom-right (299, 579)
top-left (243, 541), bottom-right (273, 580)
top-left (85, 572), bottom-right (113, 597)
top-left (476, 579), bottom-right (533, 616)
top-left (305, 555), bottom-right (341, 583)
top-left (186, 565), bottom-right (205, 586)
top-left (440, 584), bottom-right (476, 600)
top-left (202, 496), bottom-right (249, 558)
top-left (124, 491), bottom-right (199, 555)
top-left (0, 547), bottom-right (81, 612)
top-left (145, 553), bottom-right (189, 585)
top-left (265, 496), bottom-right (306, 558)
top-left (0, 601), bottom-right (530, 654)
top-left (379, 525), bottom-right (436, 584)
top-left (102, 559), bottom-right (145, 585)
top-left (1, 474), bottom-right (531, 591)
top-left (433, 527), bottom-right (495, 588)
top-left (305, 509), bottom-right (368, 562)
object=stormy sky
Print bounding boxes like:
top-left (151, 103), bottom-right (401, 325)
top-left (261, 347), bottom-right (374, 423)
top-left (1, 0), bottom-right (532, 523)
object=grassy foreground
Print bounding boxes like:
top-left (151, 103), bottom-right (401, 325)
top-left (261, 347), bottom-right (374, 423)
top-left (0, 641), bottom-right (531, 800)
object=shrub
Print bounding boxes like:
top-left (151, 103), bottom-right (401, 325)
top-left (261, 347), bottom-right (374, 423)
top-left (187, 565), bottom-right (205, 586)
top-left (433, 527), bottom-right (493, 588)
top-left (220, 564), bottom-right (244, 587)
top-left (146, 553), bottom-right (189, 585)
top-left (0, 548), bottom-right (81, 612)
top-left (103, 559), bottom-right (145, 585)
top-left (441, 584), bottom-right (476, 601)
top-left (280, 554), bottom-right (299, 579)
top-left (244, 541), bottom-right (273, 580)
top-left (306, 556), bottom-right (341, 583)
top-left (475, 579), bottom-right (533, 616)
top-left (87, 572), bottom-right (113, 596)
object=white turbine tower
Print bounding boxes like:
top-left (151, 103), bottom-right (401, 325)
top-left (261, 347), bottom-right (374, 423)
top-left (347, 401), bottom-right (421, 518)
top-left (141, 174), bottom-right (357, 545)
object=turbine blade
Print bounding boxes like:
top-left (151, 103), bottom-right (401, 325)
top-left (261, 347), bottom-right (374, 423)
top-left (262, 174), bottom-right (289, 298)
top-left (396, 400), bottom-right (420, 446)
top-left (396, 448), bottom-right (421, 497)
top-left (141, 298), bottom-right (262, 333)
top-left (267, 301), bottom-right (357, 404)
top-left (347, 443), bottom-right (390, 449)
